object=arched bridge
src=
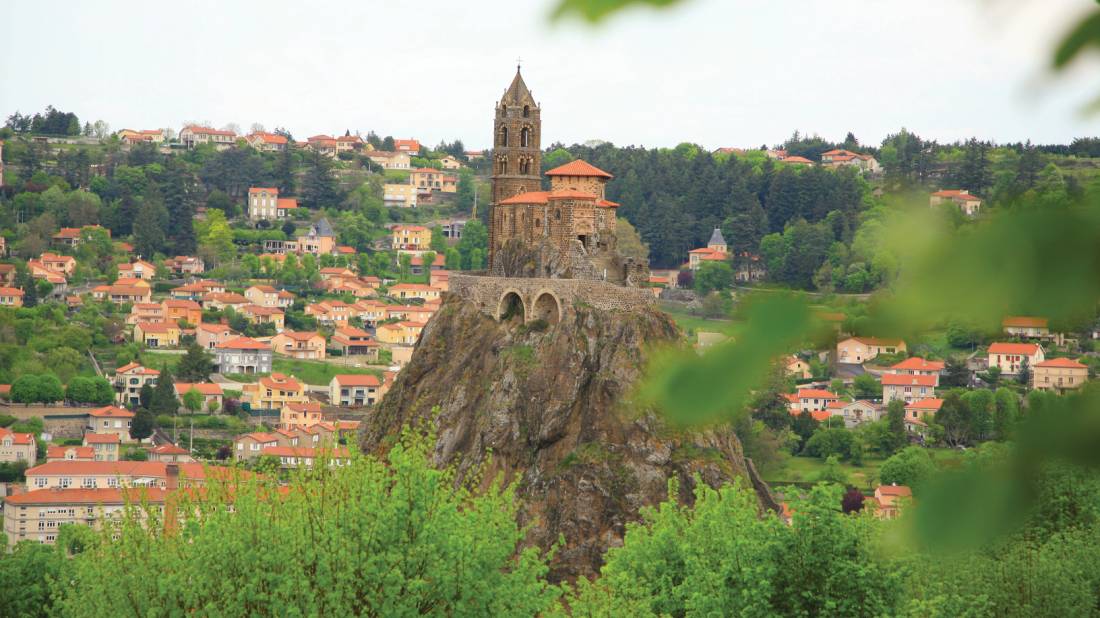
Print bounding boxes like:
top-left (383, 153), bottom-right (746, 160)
top-left (449, 273), bottom-right (656, 325)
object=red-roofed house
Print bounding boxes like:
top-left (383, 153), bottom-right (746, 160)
top-left (245, 131), bottom-right (288, 152)
top-left (83, 433), bottom-right (121, 461)
top-left (904, 399), bottom-right (943, 431)
top-left (833, 400), bottom-right (882, 428)
top-left (4, 487), bottom-right (170, 546)
top-left (837, 337), bottom-right (907, 364)
top-left (0, 286), bottom-right (24, 307)
top-left (114, 362), bottom-right (160, 407)
top-left (46, 445), bottom-right (95, 463)
top-left (85, 407), bottom-right (135, 441)
top-left (1002, 316), bottom-right (1050, 339)
top-left (394, 138), bottom-right (421, 154)
top-left (882, 373), bottom-right (937, 405)
top-left (271, 331), bottom-right (326, 360)
top-left (248, 188), bottom-right (298, 221)
top-left (328, 326), bottom-right (380, 359)
top-left (873, 484), bottom-right (912, 519)
top-left (196, 323), bottom-right (237, 350)
top-left (280, 402), bottom-right (324, 430)
top-left (1032, 357), bottom-right (1089, 392)
top-left (0, 427), bottom-right (36, 463)
top-left (148, 443), bottom-right (194, 463)
top-left (329, 374), bottom-right (383, 407)
top-left (245, 284), bottom-right (295, 308)
top-left (241, 373), bottom-right (308, 410)
top-left (930, 189), bottom-right (982, 216)
top-left (117, 259), bottom-right (156, 281)
top-left (234, 432), bottom-right (281, 462)
top-left (174, 383), bottom-right (224, 412)
top-left (214, 337), bottom-right (274, 374)
top-left (988, 342), bottom-right (1045, 376)
top-left (791, 389), bottom-right (840, 413)
top-left (180, 125), bottom-right (237, 149)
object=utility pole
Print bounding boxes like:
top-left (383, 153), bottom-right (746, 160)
top-left (472, 182), bottom-right (478, 219)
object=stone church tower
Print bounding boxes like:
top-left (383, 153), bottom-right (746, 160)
top-left (490, 67), bottom-right (542, 208)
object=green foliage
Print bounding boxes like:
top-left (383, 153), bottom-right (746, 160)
top-left (804, 427), bottom-right (860, 462)
top-left (693, 260), bottom-right (733, 294)
top-left (176, 343), bottom-right (214, 382)
top-left (0, 539), bottom-right (64, 617)
top-left (10, 374), bottom-right (64, 404)
top-left (879, 446), bottom-right (937, 495)
top-left (853, 372), bottom-right (881, 399)
top-left (64, 376), bottom-right (113, 405)
top-left (49, 423), bottom-right (560, 616)
top-left (130, 407), bottom-right (154, 440)
top-left (150, 365), bottom-right (179, 416)
top-left (814, 455), bottom-right (850, 485)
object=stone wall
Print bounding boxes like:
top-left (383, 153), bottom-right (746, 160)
top-left (449, 273), bottom-right (655, 324)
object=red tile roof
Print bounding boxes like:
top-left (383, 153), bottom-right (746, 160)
top-left (881, 374), bottom-right (938, 387)
top-left (0, 427), bottom-right (35, 445)
top-left (797, 389), bottom-right (839, 400)
top-left (47, 445), bottom-right (94, 459)
top-left (87, 406), bottom-right (135, 419)
top-left (5, 487), bottom-right (169, 506)
top-left (1035, 357), bottom-right (1087, 369)
top-left (216, 336), bottom-right (270, 350)
top-left (890, 357), bottom-right (945, 372)
top-left (545, 159), bottom-right (613, 178)
top-left (906, 398), bottom-right (944, 411)
top-left (84, 433), bottom-right (121, 444)
top-left (988, 342), bottom-right (1042, 355)
top-left (1002, 316), bottom-right (1048, 328)
top-left (333, 374), bottom-right (381, 387)
top-left (175, 383), bottom-right (225, 396)
top-left (150, 443), bottom-right (190, 455)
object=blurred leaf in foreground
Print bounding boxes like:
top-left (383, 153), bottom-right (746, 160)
top-left (550, 0), bottom-right (690, 23)
top-left (640, 292), bottom-right (813, 427)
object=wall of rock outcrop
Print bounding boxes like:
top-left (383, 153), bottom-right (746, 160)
top-left (449, 273), bottom-right (655, 323)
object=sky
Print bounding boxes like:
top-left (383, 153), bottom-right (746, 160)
top-left (2, 0), bottom-right (1098, 150)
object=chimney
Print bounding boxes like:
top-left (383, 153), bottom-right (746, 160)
top-left (166, 463), bottom-right (179, 491)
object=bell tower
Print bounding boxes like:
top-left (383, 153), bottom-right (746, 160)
top-left (491, 66), bottom-right (542, 205)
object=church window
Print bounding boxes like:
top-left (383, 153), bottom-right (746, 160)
top-left (521, 127), bottom-right (530, 147)
top-left (555, 209), bottom-right (562, 221)
top-left (523, 105), bottom-right (530, 118)
top-left (501, 104), bottom-right (507, 116)
top-left (498, 127), bottom-right (508, 147)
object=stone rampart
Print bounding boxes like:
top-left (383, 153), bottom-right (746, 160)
top-left (449, 273), bottom-right (655, 324)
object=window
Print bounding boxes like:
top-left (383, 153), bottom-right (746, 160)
top-left (521, 127), bottom-right (530, 147)
top-left (498, 127), bottom-right (508, 146)
top-left (34, 477), bottom-right (47, 488)
top-left (523, 105), bottom-right (530, 118)
top-left (82, 477), bottom-right (97, 488)
top-left (60, 477), bottom-right (72, 488)
top-left (107, 477), bottom-right (119, 488)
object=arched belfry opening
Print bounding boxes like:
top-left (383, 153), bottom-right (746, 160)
top-left (498, 291), bottom-right (526, 323)
top-left (532, 292), bottom-right (561, 324)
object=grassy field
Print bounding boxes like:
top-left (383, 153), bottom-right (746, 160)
top-left (142, 352), bottom-right (381, 386)
top-left (658, 302), bottom-right (741, 342)
top-left (761, 447), bottom-right (964, 492)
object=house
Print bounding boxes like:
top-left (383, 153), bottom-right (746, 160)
top-left (365, 150), bottom-right (411, 170)
top-left (376, 321), bottom-right (425, 346)
top-left (464, 150), bottom-right (484, 160)
top-left (388, 283), bottom-right (442, 302)
top-left (873, 484), bottom-right (912, 519)
top-left (233, 432), bottom-right (282, 462)
top-left (394, 139), bottom-right (420, 154)
top-left (329, 374), bottom-right (383, 407)
top-left (260, 446), bottom-right (351, 469)
top-left (163, 255), bottom-right (205, 275)
top-left (93, 281), bottom-right (153, 304)
top-left (439, 219), bottom-right (466, 241)
top-left (384, 183), bottom-right (418, 208)
top-left (306, 135), bottom-right (337, 157)
top-left (295, 218), bottom-right (336, 256)
top-left (117, 129), bottom-right (166, 144)
top-left (733, 252), bottom-right (766, 283)
top-left (384, 304), bottom-right (436, 323)
top-left (245, 285), bottom-right (295, 309)
top-left (245, 131), bottom-right (288, 152)
top-left (0, 427), bottom-right (36, 463)
top-left (83, 433), bottom-right (121, 462)
top-left (987, 342), bottom-right (1045, 376)
top-left (163, 299), bottom-right (203, 325)
top-left (410, 168), bottom-right (457, 193)
top-left (196, 323), bottom-right (237, 350)
top-left (836, 337), bottom-right (906, 364)
top-left (46, 445), bottom-right (95, 463)
top-left (887, 357), bottom-right (944, 383)
top-left (4, 487), bottom-right (169, 547)
top-left (0, 286), bottom-right (24, 307)
top-left (241, 373), bottom-right (308, 411)
top-left (819, 149), bottom-right (880, 173)
top-left (1032, 358), bottom-right (1089, 392)
top-left (930, 189), bottom-right (982, 216)
top-left (174, 383), bottom-right (224, 412)
top-left (410, 253), bottom-right (445, 275)
top-left (113, 362), bottom-right (160, 407)
top-left (238, 304), bottom-right (285, 331)
top-left (305, 300), bottom-right (355, 326)
top-left (439, 155), bottom-right (461, 170)
top-left (1002, 316), bottom-right (1050, 339)
top-left (117, 259), bottom-right (156, 280)
top-left (23, 460), bottom-right (212, 491)
top-left (201, 291), bottom-right (249, 311)
top-left (179, 125), bottom-right (237, 149)
top-left (0, 264), bottom-right (16, 286)
top-left (147, 443), bottom-right (194, 463)
top-left (430, 270), bottom-right (450, 291)
top-left (392, 225), bottom-right (432, 252)
top-left (271, 331), bottom-right (326, 360)
top-left (36, 252), bottom-right (77, 276)
top-left (779, 155), bottom-right (814, 166)
top-left (215, 337), bottom-right (273, 375)
top-left (904, 398), bottom-right (943, 427)
top-left (171, 280), bottom-right (225, 300)
top-left (318, 267), bottom-right (357, 281)
top-left (280, 402), bottom-right (324, 430)
top-left (686, 228), bottom-right (730, 271)
top-left (133, 322), bottom-right (180, 348)
top-left (790, 389), bottom-right (840, 413)
top-left (85, 406), bottom-right (134, 441)
top-left (126, 303), bottom-right (165, 325)
top-left (784, 355), bottom-right (812, 380)
top-left (832, 400), bottom-right (882, 429)
top-left (336, 134), bottom-right (363, 155)
top-left (882, 374), bottom-right (937, 405)
top-left (248, 187), bottom-right (298, 220)
top-left (328, 326), bottom-right (380, 359)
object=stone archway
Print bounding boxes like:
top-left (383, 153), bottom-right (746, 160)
top-left (531, 291), bottom-right (561, 324)
top-left (497, 290), bottom-right (526, 322)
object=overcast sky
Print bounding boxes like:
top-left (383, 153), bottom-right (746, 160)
top-left (2, 0), bottom-right (1097, 150)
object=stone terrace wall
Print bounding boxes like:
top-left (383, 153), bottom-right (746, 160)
top-left (449, 273), bottom-right (654, 323)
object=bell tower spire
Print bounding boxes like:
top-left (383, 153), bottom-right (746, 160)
top-left (491, 66), bottom-right (542, 206)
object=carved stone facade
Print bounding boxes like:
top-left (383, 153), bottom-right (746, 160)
top-left (448, 273), bottom-right (655, 325)
top-left (490, 68), bottom-right (542, 207)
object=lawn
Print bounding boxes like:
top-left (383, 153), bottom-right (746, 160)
top-left (761, 447), bottom-right (964, 492)
top-left (142, 351), bottom-right (183, 371)
top-left (658, 302), bottom-right (741, 342)
top-left (272, 358), bottom-right (381, 386)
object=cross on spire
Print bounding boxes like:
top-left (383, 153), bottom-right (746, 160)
top-left (516, 57), bottom-right (522, 72)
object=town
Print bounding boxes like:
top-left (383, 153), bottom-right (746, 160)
top-left (3, 1), bottom-right (1100, 612)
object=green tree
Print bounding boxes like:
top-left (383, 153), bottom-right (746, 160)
top-left (138, 383), bottom-right (154, 410)
top-left (693, 261), bottom-right (733, 295)
top-left (302, 151), bottom-right (340, 209)
top-left (52, 423), bottom-right (560, 616)
top-left (150, 365), bottom-right (179, 417)
top-left (852, 373), bottom-right (881, 399)
top-left (879, 446), bottom-right (937, 495)
top-left (130, 407), bottom-right (154, 440)
top-left (814, 455), bottom-right (850, 485)
top-left (182, 388), bottom-right (203, 415)
top-left (176, 343), bottom-right (214, 382)
top-left (993, 387), bottom-right (1019, 440)
top-left (885, 399), bottom-right (908, 454)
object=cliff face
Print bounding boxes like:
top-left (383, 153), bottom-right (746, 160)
top-left (360, 293), bottom-right (756, 580)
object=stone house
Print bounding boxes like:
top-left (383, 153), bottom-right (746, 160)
top-left (214, 337), bottom-right (273, 374)
top-left (836, 337), bottom-right (907, 364)
top-left (1031, 358), bottom-right (1089, 392)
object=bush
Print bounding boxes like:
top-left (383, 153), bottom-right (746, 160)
top-left (803, 427), bottom-right (859, 461)
top-left (879, 446), bottom-right (937, 494)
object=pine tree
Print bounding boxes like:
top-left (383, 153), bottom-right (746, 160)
top-left (177, 343), bottom-right (214, 382)
top-left (162, 163), bottom-right (196, 255)
top-left (302, 152), bottom-right (339, 209)
top-left (150, 365), bottom-right (179, 417)
top-left (16, 269), bottom-right (37, 308)
top-left (133, 196), bottom-right (168, 258)
top-left (130, 407), bottom-right (154, 440)
top-left (276, 147), bottom-right (295, 195)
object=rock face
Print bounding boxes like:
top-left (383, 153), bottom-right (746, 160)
top-left (360, 293), bottom-right (758, 580)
